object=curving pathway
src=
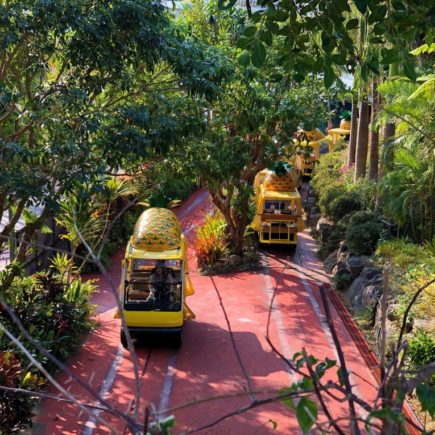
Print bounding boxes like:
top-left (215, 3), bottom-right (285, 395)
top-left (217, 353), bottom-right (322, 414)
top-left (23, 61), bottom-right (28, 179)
top-left (33, 189), bottom-right (382, 434)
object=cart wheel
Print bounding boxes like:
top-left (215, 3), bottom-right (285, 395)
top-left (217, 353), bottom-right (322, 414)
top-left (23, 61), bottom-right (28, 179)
top-left (120, 329), bottom-right (128, 349)
top-left (171, 330), bottom-right (183, 348)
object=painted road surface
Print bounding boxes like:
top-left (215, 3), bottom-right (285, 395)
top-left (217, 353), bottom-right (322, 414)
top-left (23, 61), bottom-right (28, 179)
top-left (33, 189), bottom-right (380, 434)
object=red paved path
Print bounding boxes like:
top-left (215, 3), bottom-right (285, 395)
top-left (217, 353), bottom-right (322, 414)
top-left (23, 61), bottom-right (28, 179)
top-left (33, 189), bottom-right (381, 434)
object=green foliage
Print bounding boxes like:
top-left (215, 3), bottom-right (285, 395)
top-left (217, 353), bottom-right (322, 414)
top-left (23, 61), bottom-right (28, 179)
top-left (416, 383), bottom-right (435, 418)
top-left (378, 76), bottom-right (435, 242)
top-left (334, 273), bottom-right (353, 291)
top-left (349, 210), bottom-right (375, 227)
top-left (0, 255), bottom-right (95, 430)
top-left (0, 351), bottom-right (36, 433)
top-left (408, 330), bottom-right (435, 369)
top-left (194, 213), bottom-right (229, 268)
top-left (346, 221), bottom-right (382, 256)
top-left (328, 191), bottom-right (364, 223)
top-left (226, 0), bottom-right (433, 87)
top-left (296, 397), bottom-right (318, 434)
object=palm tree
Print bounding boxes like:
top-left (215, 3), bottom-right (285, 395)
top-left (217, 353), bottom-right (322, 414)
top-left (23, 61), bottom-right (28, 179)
top-left (347, 92), bottom-right (359, 167)
top-left (354, 94), bottom-right (369, 179)
top-left (368, 78), bottom-right (380, 180)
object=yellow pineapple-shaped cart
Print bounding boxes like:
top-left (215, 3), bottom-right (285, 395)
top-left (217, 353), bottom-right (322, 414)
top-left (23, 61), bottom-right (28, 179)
top-left (118, 208), bottom-right (194, 348)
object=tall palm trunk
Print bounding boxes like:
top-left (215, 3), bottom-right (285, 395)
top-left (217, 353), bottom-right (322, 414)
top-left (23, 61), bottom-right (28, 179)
top-left (368, 78), bottom-right (380, 180)
top-left (347, 93), bottom-right (359, 167)
top-left (354, 97), bottom-right (369, 180)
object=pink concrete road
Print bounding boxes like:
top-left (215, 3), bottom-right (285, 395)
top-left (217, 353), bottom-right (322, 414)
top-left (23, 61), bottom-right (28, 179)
top-left (33, 189), bottom-right (379, 434)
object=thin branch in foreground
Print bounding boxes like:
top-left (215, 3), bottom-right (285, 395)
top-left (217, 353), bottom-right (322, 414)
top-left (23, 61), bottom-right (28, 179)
top-left (0, 385), bottom-right (109, 413)
top-left (319, 285), bottom-right (361, 435)
top-left (72, 217), bottom-right (143, 426)
top-left (209, 275), bottom-right (255, 398)
top-left (0, 296), bottom-right (141, 432)
top-left (186, 390), bottom-right (315, 434)
top-left (0, 324), bottom-right (114, 432)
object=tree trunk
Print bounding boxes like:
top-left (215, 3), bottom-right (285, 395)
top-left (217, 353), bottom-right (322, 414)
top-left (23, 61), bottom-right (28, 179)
top-left (368, 79), bottom-right (380, 180)
top-left (347, 94), bottom-right (359, 167)
top-left (380, 122), bottom-right (396, 176)
top-left (354, 98), bottom-right (369, 180)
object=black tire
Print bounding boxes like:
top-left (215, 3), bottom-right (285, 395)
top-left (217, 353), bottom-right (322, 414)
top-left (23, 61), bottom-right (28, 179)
top-left (120, 329), bottom-right (128, 349)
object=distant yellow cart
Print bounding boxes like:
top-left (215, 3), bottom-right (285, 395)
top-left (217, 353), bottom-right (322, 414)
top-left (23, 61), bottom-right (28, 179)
top-left (327, 127), bottom-right (350, 144)
top-left (252, 169), bottom-right (304, 245)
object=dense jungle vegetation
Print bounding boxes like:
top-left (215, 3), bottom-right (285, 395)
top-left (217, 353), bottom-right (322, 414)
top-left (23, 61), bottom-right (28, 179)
top-left (0, 0), bottom-right (434, 433)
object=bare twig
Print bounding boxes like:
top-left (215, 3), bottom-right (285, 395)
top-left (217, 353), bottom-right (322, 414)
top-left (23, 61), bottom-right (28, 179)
top-left (209, 275), bottom-right (255, 398)
top-left (302, 348), bottom-right (346, 435)
top-left (72, 216), bottom-right (142, 426)
top-left (0, 324), bottom-right (114, 432)
top-left (0, 385), bottom-right (109, 412)
top-left (319, 285), bottom-right (361, 435)
top-left (0, 296), bottom-right (141, 431)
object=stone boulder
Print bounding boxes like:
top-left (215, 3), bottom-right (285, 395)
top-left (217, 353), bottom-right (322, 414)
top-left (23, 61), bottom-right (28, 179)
top-left (344, 265), bottom-right (383, 312)
top-left (316, 217), bottom-right (334, 243)
top-left (323, 249), bottom-right (338, 274)
top-left (347, 256), bottom-right (366, 279)
top-left (344, 276), bottom-right (366, 311)
top-left (333, 259), bottom-right (350, 276)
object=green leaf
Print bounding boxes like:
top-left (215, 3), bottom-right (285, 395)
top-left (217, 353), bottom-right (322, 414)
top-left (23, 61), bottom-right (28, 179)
top-left (251, 40), bottom-right (266, 68)
top-left (236, 36), bottom-right (250, 49)
top-left (243, 25), bottom-right (257, 38)
top-left (280, 387), bottom-right (296, 410)
top-left (238, 50), bottom-right (250, 67)
top-left (325, 358), bottom-right (336, 368)
top-left (346, 18), bottom-right (359, 30)
top-left (296, 397), bottom-right (318, 433)
top-left (416, 383), bottom-right (435, 418)
top-left (324, 66), bottom-right (335, 88)
top-left (266, 21), bottom-right (279, 33)
top-left (275, 9), bottom-right (289, 22)
top-left (381, 48), bottom-right (400, 65)
top-left (403, 62), bottom-right (416, 82)
top-left (360, 63), bottom-right (369, 82)
top-left (260, 30), bottom-right (273, 46)
top-left (354, 0), bottom-right (368, 14)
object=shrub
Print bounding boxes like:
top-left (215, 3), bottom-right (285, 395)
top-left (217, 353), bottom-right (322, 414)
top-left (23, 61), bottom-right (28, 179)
top-left (328, 191), bottom-right (363, 223)
top-left (408, 330), bottom-right (435, 370)
top-left (194, 213), bottom-right (228, 268)
top-left (318, 185), bottom-right (347, 217)
top-left (346, 221), bottom-right (382, 256)
top-left (0, 351), bottom-right (35, 433)
top-left (349, 210), bottom-right (375, 227)
top-left (334, 273), bottom-right (353, 291)
top-left (311, 150), bottom-right (343, 198)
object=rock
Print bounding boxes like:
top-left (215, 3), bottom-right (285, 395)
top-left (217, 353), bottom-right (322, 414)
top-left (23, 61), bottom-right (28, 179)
top-left (308, 212), bottom-right (321, 228)
top-left (324, 249), bottom-right (338, 274)
top-left (413, 318), bottom-right (435, 333)
top-left (361, 266), bottom-right (382, 283)
top-left (344, 276), bottom-right (365, 310)
top-left (347, 256), bottom-right (366, 279)
top-left (316, 217), bottom-right (334, 243)
top-left (333, 260), bottom-right (349, 276)
top-left (362, 285), bottom-right (381, 306)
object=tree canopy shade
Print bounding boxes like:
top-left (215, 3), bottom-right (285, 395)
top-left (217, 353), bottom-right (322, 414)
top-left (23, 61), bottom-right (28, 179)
top-left (0, 0), bottom-right (232, 277)
top-left (228, 0), bottom-right (434, 86)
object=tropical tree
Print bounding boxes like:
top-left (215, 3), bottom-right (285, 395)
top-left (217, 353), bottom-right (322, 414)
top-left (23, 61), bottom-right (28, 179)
top-left (379, 74), bottom-right (435, 241)
top-left (0, 0), bottom-right (231, 289)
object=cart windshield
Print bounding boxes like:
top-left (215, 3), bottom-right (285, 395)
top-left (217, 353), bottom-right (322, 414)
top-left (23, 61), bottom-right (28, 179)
top-left (124, 259), bottom-right (183, 312)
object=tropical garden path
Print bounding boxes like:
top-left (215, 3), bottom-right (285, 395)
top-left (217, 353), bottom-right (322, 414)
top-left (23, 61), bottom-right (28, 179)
top-left (33, 189), bottom-right (380, 434)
